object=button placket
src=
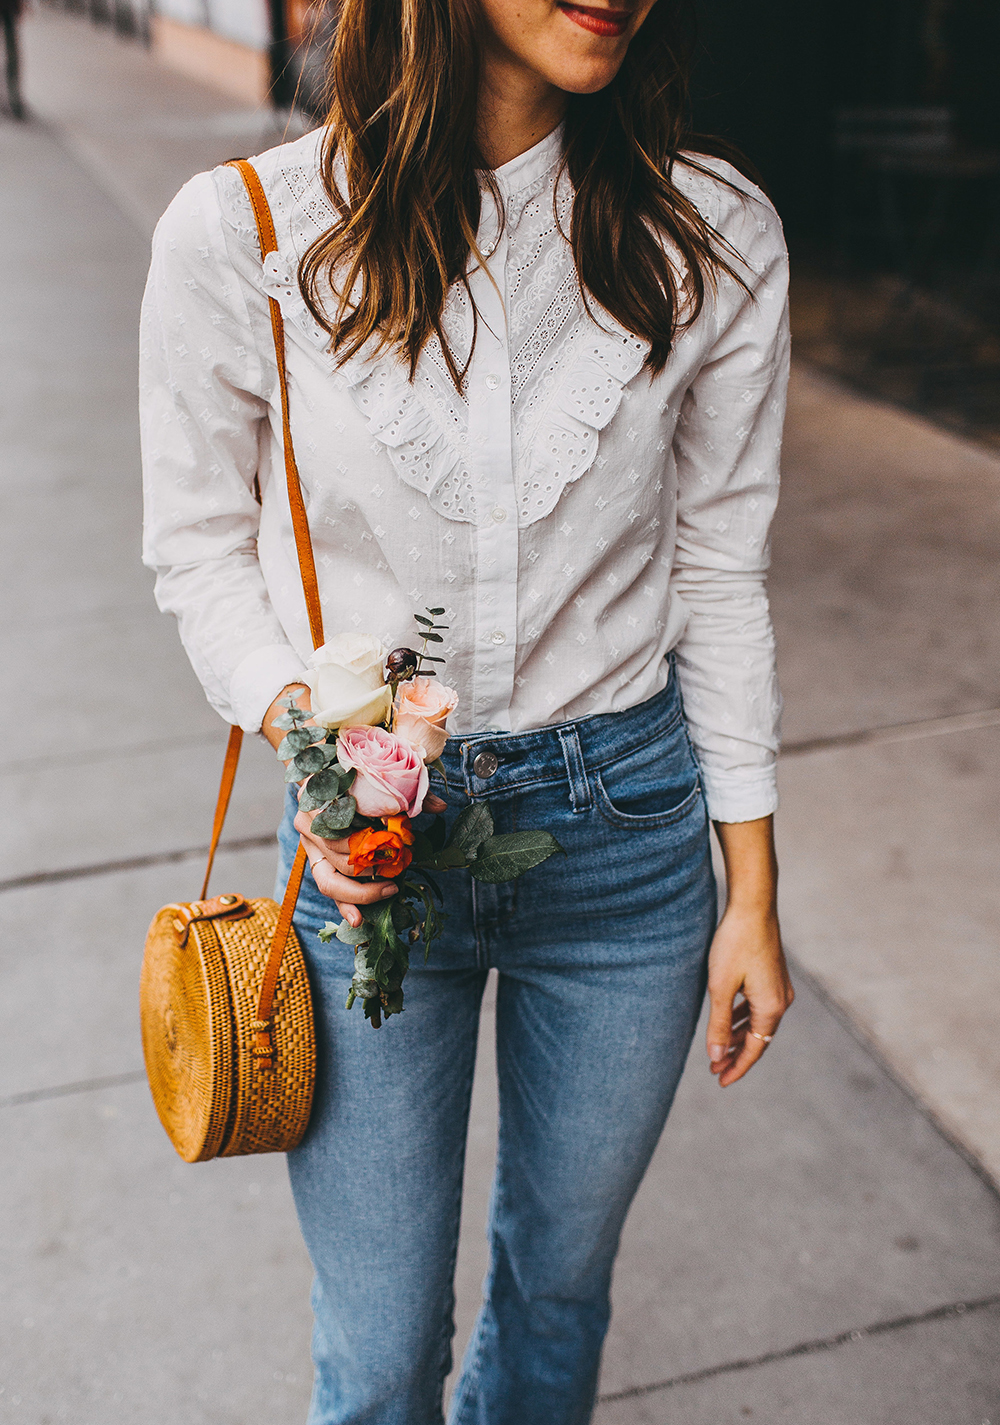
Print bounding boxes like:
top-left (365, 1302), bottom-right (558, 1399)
top-left (466, 211), bottom-right (518, 733)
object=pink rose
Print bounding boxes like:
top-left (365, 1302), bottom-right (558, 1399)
top-left (337, 726), bottom-right (429, 819)
top-left (393, 678), bottom-right (459, 762)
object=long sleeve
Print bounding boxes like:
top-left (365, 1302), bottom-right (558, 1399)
top-left (670, 175), bottom-right (790, 823)
top-left (139, 169), bottom-right (308, 731)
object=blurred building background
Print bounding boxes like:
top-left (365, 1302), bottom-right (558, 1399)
top-left (52, 0), bottom-right (1000, 448)
top-left (695, 0), bottom-right (1000, 450)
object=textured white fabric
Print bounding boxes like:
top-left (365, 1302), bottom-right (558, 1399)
top-left (139, 125), bottom-right (789, 822)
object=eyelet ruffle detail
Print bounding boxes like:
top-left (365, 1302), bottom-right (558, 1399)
top-left (260, 249), bottom-right (333, 353)
top-left (334, 352), bottom-right (481, 525)
top-left (515, 321), bottom-right (647, 524)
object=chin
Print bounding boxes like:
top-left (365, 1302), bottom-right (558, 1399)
top-left (545, 54), bottom-right (627, 95)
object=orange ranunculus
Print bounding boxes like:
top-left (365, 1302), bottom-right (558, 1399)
top-left (347, 818), bottom-right (415, 877)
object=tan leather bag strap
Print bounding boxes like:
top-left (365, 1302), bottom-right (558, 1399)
top-left (195, 160), bottom-right (327, 1071)
top-left (228, 159), bottom-right (325, 650)
top-left (199, 723), bottom-right (244, 902)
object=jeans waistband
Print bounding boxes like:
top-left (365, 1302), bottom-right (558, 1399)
top-left (434, 664), bottom-right (683, 802)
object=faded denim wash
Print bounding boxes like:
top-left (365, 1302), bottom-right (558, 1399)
top-left (277, 665), bottom-right (717, 1425)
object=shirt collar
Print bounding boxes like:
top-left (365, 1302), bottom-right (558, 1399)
top-left (491, 123), bottom-right (565, 200)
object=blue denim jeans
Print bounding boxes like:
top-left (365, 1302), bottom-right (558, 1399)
top-left (277, 665), bottom-right (716, 1425)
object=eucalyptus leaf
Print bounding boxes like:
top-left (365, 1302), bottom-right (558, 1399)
top-left (304, 767), bottom-right (343, 802)
top-left (467, 830), bottom-right (564, 884)
top-left (276, 727), bottom-right (327, 759)
top-left (271, 711), bottom-right (297, 732)
top-left (427, 607), bottom-right (446, 616)
top-left (292, 742), bottom-right (339, 776)
top-left (450, 802), bottom-right (494, 857)
top-left (413, 614), bottom-right (434, 627)
top-left (422, 632), bottom-right (444, 643)
top-left (310, 795), bottom-right (357, 838)
top-left (335, 920), bottom-right (371, 946)
top-left (297, 784), bottom-right (331, 813)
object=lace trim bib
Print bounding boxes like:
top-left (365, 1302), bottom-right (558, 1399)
top-left (217, 139), bottom-right (684, 528)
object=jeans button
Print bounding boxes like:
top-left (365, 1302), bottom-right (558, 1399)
top-left (473, 750), bottom-right (499, 779)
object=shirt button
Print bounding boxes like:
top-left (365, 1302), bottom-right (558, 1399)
top-left (490, 629), bottom-right (506, 645)
top-left (484, 374), bottom-right (501, 391)
top-left (473, 750), bottom-right (499, 779)
top-left (491, 506), bottom-right (507, 522)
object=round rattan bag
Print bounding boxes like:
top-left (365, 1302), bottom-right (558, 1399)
top-left (140, 890), bottom-right (315, 1163)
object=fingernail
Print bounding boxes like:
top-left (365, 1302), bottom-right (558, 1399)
top-left (709, 1044), bottom-right (727, 1061)
top-left (380, 885), bottom-right (397, 897)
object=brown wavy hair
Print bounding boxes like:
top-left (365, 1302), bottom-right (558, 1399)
top-left (299, 0), bottom-right (752, 385)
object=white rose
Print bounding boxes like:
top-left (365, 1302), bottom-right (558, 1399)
top-left (304, 634), bottom-right (393, 730)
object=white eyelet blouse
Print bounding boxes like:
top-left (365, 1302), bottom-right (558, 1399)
top-left (139, 125), bottom-right (789, 823)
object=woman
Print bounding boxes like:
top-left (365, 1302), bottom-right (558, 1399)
top-left (140, 0), bottom-right (794, 1420)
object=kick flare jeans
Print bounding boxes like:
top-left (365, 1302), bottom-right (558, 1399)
top-left (278, 668), bottom-right (717, 1425)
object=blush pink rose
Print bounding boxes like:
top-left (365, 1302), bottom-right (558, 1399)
top-left (337, 726), bottom-right (429, 819)
top-left (393, 677), bottom-right (459, 762)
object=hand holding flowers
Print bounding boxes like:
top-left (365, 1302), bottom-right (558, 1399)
top-left (274, 610), bottom-right (562, 1028)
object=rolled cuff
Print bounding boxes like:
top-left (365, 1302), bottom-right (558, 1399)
top-left (229, 643), bottom-right (310, 734)
top-left (698, 765), bottom-right (778, 824)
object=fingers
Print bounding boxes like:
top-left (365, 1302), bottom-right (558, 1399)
top-left (305, 851), bottom-right (397, 927)
top-left (710, 992), bottom-right (788, 1088)
top-left (706, 989), bottom-right (735, 1073)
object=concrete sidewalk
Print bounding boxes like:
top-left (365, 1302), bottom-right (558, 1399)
top-left (1, 11), bottom-right (998, 1423)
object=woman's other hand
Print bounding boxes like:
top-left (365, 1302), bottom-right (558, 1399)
top-left (705, 815), bottom-right (794, 1087)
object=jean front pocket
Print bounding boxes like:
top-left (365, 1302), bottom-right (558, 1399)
top-left (594, 723), bottom-right (702, 829)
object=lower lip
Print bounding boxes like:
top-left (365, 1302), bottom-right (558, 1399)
top-left (557, 4), bottom-right (631, 38)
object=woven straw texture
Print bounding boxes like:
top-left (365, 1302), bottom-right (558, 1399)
top-left (140, 897), bottom-right (315, 1163)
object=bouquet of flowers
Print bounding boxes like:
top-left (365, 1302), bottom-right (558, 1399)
top-left (272, 609), bottom-right (563, 1028)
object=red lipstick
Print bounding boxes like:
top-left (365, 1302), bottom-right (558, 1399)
top-left (557, 3), bottom-right (632, 38)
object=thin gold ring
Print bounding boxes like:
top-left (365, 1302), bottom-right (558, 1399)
top-left (747, 1029), bottom-right (773, 1044)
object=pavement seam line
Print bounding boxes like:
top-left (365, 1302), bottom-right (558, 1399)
top-left (595, 1294), bottom-right (1000, 1403)
top-left (5, 708), bottom-right (996, 895)
top-left (0, 834), bottom-right (276, 895)
top-left (781, 705), bottom-right (1000, 757)
top-left (1, 1069), bottom-right (147, 1109)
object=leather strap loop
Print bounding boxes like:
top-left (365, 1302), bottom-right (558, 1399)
top-left (252, 842), bottom-right (309, 1072)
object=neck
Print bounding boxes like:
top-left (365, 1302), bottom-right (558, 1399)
top-left (477, 44), bottom-right (566, 169)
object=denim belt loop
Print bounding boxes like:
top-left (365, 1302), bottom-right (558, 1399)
top-left (558, 724), bottom-right (591, 814)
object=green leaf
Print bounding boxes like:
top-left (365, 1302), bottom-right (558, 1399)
top-left (276, 727), bottom-right (326, 758)
top-left (467, 830), bottom-right (564, 884)
top-left (419, 655), bottom-right (446, 664)
top-left (450, 802), bottom-right (494, 857)
top-left (334, 920), bottom-right (371, 946)
top-left (422, 632), bottom-right (444, 643)
top-left (427, 607), bottom-right (446, 616)
top-left (310, 796), bottom-right (357, 838)
top-left (297, 785), bottom-right (330, 813)
top-left (413, 614), bottom-right (434, 627)
top-left (426, 814), bottom-right (448, 851)
top-left (317, 923), bottom-right (337, 943)
top-left (413, 843), bottom-right (468, 872)
top-left (292, 742), bottom-right (339, 776)
top-left (271, 711), bottom-right (297, 732)
top-left (303, 767), bottom-right (343, 803)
